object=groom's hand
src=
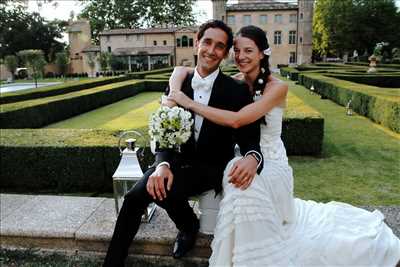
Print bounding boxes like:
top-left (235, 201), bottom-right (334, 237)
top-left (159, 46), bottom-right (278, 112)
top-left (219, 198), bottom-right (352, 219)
top-left (147, 165), bottom-right (174, 201)
top-left (228, 156), bottom-right (258, 190)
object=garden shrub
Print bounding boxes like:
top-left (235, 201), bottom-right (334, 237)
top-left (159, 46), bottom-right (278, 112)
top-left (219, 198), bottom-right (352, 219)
top-left (0, 92), bottom-right (324, 193)
top-left (299, 73), bottom-right (400, 133)
top-left (0, 76), bottom-right (134, 104)
top-left (326, 73), bottom-right (400, 88)
top-left (280, 67), bottom-right (300, 81)
top-left (126, 67), bottom-right (174, 79)
top-left (1, 80), bottom-right (147, 128)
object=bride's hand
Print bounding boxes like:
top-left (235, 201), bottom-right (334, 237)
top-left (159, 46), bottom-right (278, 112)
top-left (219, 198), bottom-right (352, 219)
top-left (168, 90), bottom-right (193, 109)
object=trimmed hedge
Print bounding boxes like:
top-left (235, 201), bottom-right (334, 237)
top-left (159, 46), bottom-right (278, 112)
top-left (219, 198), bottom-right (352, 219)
top-left (0, 76), bottom-right (134, 105)
top-left (325, 73), bottom-right (400, 88)
top-left (345, 62), bottom-right (400, 69)
top-left (1, 80), bottom-right (147, 128)
top-left (126, 67), bottom-right (174, 79)
top-left (280, 67), bottom-right (300, 81)
top-left (0, 91), bottom-right (323, 193)
top-left (283, 92), bottom-right (324, 155)
top-left (0, 129), bottom-right (153, 193)
top-left (298, 73), bottom-right (400, 133)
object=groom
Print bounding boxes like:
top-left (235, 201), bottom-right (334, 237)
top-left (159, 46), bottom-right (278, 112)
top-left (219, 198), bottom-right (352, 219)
top-left (103, 20), bottom-right (263, 267)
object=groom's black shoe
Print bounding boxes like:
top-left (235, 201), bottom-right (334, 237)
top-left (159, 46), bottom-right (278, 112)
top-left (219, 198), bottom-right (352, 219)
top-left (172, 230), bottom-right (198, 259)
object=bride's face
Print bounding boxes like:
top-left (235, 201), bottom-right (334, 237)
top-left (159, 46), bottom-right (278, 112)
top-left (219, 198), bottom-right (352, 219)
top-left (233, 36), bottom-right (264, 75)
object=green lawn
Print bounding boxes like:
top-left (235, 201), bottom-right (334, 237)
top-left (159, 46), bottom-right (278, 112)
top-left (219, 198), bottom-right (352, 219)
top-left (284, 77), bottom-right (400, 205)
top-left (45, 92), bottom-right (162, 131)
top-left (45, 81), bottom-right (399, 205)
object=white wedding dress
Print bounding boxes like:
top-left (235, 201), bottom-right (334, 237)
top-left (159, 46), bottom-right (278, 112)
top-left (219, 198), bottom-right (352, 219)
top-left (209, 106), bottom-right (400, 267)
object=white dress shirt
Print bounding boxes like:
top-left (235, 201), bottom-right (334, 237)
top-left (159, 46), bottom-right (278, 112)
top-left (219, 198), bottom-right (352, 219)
top-left (157, 67), bottom-right (262, 170)
top-left (191, 67), bottom-right (220, 141)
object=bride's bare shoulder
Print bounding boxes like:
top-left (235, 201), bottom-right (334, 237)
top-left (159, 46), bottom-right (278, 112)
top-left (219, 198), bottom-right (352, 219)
top-left (231, 72), bottom-right (244, 81)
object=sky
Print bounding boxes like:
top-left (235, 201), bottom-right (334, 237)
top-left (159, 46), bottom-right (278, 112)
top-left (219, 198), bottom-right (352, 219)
top-left (27, 0), bottom-right (400, 43)
top-left (27, 0), bottom-right (214, 24)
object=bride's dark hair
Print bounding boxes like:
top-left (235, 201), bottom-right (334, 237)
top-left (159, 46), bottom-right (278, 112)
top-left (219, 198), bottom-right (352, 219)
top-left (236, 25), bottom-right (271, 94)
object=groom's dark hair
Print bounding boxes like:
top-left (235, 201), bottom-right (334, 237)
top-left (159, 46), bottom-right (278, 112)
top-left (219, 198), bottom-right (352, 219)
top-left (197, 20), bottom-right (233, 52)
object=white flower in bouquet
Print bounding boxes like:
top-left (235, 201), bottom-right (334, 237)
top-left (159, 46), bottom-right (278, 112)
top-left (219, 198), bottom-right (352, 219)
top-left (149, 106), bottom-right (193, 150)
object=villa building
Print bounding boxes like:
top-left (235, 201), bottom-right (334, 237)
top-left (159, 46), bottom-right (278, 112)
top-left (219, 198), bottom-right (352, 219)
top-left (212, 0), bottom-right (314, 67)
top-left (67, 0), bottom-right (314, 75)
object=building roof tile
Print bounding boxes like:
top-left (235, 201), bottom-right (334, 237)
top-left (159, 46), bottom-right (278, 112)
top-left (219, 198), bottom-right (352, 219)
top-left (227, 1), bottom-right (297, 11)
top-left (100, 26), bottom-right (197, 36)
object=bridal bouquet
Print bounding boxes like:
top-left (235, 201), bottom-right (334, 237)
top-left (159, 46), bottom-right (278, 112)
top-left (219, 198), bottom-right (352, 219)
top-left (148, 106), bottom-right (193, 150)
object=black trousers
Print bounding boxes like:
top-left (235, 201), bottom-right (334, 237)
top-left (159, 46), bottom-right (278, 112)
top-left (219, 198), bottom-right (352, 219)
top-left (103, 161), bottom-right (222, 267)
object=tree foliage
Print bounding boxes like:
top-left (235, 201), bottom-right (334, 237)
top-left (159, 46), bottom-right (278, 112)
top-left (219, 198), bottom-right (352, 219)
top-left (4, 55), bottom-right (17, 81)
top-left (99, 52), bottom-right (112, 71)
top-left (17, 50), bottom-right (46, 88)
top-left (78, 0), bottom-right (196, 43)
top-left (313, 0), bottom-right (400, 57)
top-left (86, 52), bottom-right (97, 77)
top-left (0, 2), bottom-right (66, 62)
top-left (55, 51), bottom-right (69, 77)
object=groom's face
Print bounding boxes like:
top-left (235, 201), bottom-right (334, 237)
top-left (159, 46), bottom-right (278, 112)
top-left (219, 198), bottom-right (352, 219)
top-left (195, 27), bottom-right (229, 76)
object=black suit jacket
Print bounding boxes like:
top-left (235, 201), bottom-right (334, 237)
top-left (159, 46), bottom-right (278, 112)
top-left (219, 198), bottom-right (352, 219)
top-left (155, 70), bottom-right (263, 191)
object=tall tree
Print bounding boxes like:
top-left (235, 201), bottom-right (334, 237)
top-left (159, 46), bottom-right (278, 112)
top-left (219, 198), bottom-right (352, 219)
top-left (4, 55), bottom-right (18, 82)
top-left (0, 3), bottom-right (66, 61)
top-left (313, 0), bottom-right (400, 57)
top-left (78, 0), bottom-right (196, 43)
top-left (18, 50), bottom-right (46, 88)
top-left (55, 51), bottom-right (69, 78)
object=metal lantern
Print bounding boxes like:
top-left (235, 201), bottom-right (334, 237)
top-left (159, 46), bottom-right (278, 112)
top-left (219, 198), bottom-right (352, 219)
top-left (112, 130), bottom-right (156, 222)
top-left (310, 85), bottom-right (315, 95)
top-left (346, 100), bottom-right (353, 116)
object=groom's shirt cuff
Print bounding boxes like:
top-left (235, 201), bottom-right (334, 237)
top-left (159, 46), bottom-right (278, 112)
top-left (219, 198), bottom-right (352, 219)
top-left (245, 150), bottom-right (262, 169)
top-left (156, 161), bottom-right (170, 170)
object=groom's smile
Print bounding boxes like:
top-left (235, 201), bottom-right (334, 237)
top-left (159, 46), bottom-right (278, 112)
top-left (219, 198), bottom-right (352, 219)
top-left (196, 27), bottom-right (229, 77)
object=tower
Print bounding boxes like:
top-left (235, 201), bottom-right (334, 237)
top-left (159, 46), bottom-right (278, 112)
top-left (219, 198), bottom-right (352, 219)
top-left (297, 0), bottom-right (314, 65)
top-left (211, 0), bottom-right (227, 22)
top-left (67, 20), bottom-right (92, 74)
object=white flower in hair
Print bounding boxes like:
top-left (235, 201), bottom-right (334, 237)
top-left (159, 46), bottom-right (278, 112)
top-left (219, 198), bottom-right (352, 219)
top-left (263, 47), bottom-right (272, 56)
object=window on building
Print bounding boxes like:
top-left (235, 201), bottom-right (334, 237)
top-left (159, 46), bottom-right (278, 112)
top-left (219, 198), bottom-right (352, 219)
top-left (289, 31), bottom-right (296, 44)
top-left (243, 15), bottom-right (251, 26)
top-left (189, 38), bottom-right (193, 47)
top-left (227, 15), bottom-right (236, 26)
top-left (106, 36), bottom-right (110, 42)
top-left (274, 31), bottom-right (282, 45)
top-left (153, 40), bottom-right (157, 46)
top-left (290, 14), bottom-right (297, 23)
top-left (182, 35), bottom-right (188, 47)
top-left (289, 52), bottom-right (296, 63)
top-left (163, 40), bottom-right (167, 45)
top-left (177, 38), bottom-right (181, 47)
top-left (107, 46), bottom-right (111, 52)
top-left (300, 13), bottom-right (303, 20)
top-left (274, 14), bottom-right (283, 24)
top-left (259, 15), bottom-right (268, 24)
top-left (300, 36), bottom-right (303, 43)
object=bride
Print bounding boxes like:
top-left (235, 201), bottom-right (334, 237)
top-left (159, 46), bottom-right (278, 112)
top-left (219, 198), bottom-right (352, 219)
top-left (166, 25), bottom-right (400, 266)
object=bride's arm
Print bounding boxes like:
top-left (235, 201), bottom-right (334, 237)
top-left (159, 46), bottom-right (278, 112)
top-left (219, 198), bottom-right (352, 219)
top-left (162, 66), bottom-right (193, 107)
top-left (169, 80), bottom-right (288, 128)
